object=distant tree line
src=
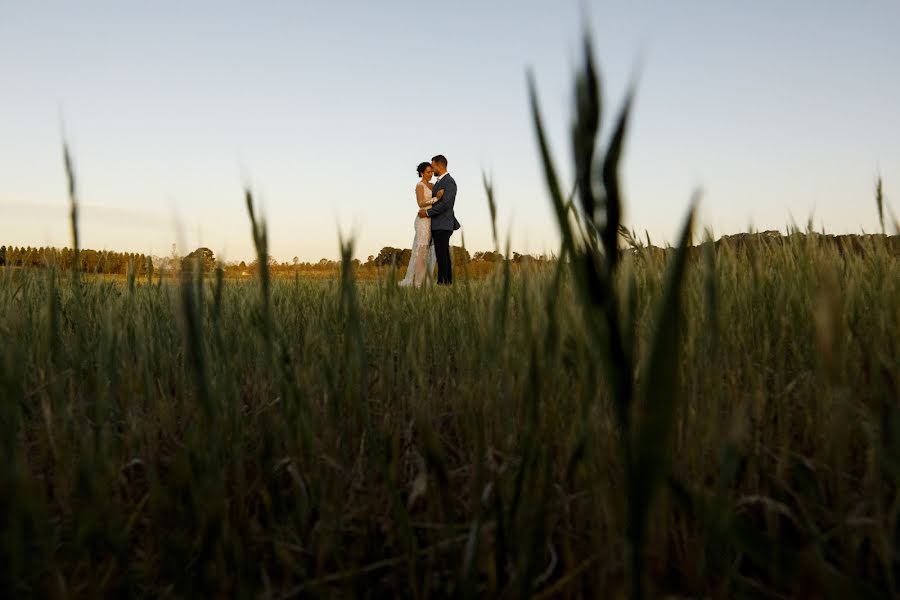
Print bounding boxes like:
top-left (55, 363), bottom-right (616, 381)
top-left (362, 246), bottom-right (473, 268)
top-left (0, 245), bottom-right (153, 275)
top-left (5, 233), bottom-right (893, 280)
top-left (223, 246), bottom-right (550, 276)
top-left (359, 247), bottom-right (549, 268)
top-left (0, 243), bottom-right (554, 278)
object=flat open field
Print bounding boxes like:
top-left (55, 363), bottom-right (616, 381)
top-left (1, 230), bottom-right (897, 597)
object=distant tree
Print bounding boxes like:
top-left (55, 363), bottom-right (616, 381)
top-left (249, 254), bottom-right (276, 274)
top-left (81, 249), bottom-right (100, 273)
top-left (96, 250), bottom-right (109, 273)
top-left (473, 250), bottom-right (503, 262)
top-left (0, 245), bottom-right (6, 267)
top-left (451, 245), bottom-right (470, 264)
top-left (374, 246), bottom-right (406, 267)
top-left (311, 258), bottom-right (338, 271)
top-left (167, 243), bottom-right (181, 275)
top-left (128, 253), bottom-right (148, 277)
top-left (182, 247), bottom-right (216, 273)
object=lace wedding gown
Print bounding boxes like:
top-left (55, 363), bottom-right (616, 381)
top-left (399, 182), bottom-right (436, 287)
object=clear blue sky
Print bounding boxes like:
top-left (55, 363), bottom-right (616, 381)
top-left (2, 1), bottom-right (898, 262)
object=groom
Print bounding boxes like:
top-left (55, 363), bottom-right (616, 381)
top-left (419, 154), bottom-right (458, 285)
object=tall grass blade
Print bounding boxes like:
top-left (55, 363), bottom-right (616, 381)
top-left (600, 86), bottom-right (634, 272)
top-left (482, 172), bottom-right (500, 254)
top-left (528, 72), bottom-right (576, 260)
top-left (572, 35), bottom-right (601, 231)
top-left (630, 200), bottom-right (696, 599)
top-left (63, 142), bottom-right (80, 280)
top-left (245, 188), bottom-right (273, 355)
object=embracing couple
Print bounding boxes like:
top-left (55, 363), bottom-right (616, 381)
top-left (399, 154), bottom-right (460, 288)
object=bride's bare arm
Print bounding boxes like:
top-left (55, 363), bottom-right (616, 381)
top-left (431, 188), bottom-right (444, 205)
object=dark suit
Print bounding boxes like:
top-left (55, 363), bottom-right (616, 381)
top-left (426, 173), bottom-right (458, 285)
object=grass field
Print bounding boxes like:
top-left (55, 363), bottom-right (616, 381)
top-left (3, 228), bottom-right (898, 598)
top-left (2, 42), bottom-right (898, 598)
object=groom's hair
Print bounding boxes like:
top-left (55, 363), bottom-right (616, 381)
top-left (431, 154), bottom-right (447, 167)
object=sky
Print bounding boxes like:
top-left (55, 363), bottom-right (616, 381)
top-left (1, 1), bottom-right (899, 262)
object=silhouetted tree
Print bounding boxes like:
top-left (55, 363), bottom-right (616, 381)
top-left (374, 247), bottom-right (405, 267)
top-left (473, 251), bottom-right (503, 262)
top-left (182, 247), bottom-right (215, 273)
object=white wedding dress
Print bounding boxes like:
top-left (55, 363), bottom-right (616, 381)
top-left (399, 182), bottom-right (436, 287)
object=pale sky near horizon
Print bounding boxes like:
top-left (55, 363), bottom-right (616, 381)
top-left (2, 1), bottom-right (899, 262)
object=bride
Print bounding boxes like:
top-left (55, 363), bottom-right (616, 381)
top-left (399, 161), bottom-right (443, 287)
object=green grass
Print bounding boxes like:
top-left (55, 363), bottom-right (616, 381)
top-left (1, 36), bottom-right (898, 599)
top-left (1, 233), bottom-right (897, 597)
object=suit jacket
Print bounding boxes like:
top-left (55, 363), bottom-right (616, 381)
top-left (427, 173), bottom-right (458, 231)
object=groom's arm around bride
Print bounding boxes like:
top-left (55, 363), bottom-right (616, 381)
top-left (423, 177), bottom-right (456, 223)
top-left (420, 175), bottom-right (460, 232)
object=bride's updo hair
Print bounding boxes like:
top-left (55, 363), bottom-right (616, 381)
top-left (416, 162), bottom-right (430, 177)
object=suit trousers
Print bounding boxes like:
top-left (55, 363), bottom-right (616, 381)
top-left (432, 229), bottom-right (453, 285)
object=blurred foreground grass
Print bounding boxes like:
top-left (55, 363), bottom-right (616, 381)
top-left (1, 230), bottom-right (897, 597)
